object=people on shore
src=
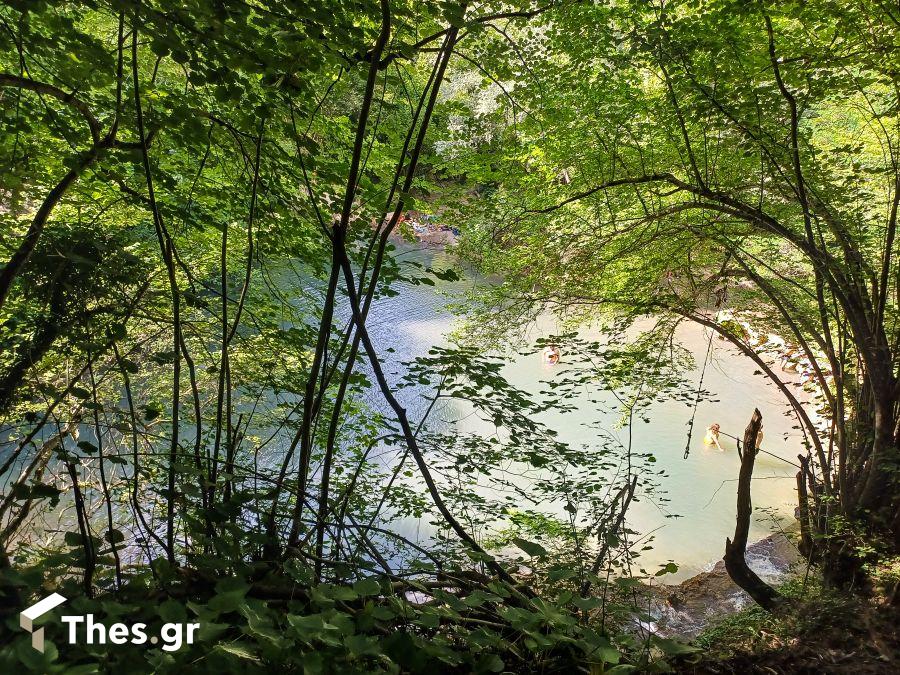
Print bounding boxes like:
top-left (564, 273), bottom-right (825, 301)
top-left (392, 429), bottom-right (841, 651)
top-left (780, 348), bottom-right (799, 371)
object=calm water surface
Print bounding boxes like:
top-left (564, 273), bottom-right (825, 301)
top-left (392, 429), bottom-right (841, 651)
top-left (362, 244), bottom-right (802, 583)
top-left (0, 243), bottom-right (800, 582)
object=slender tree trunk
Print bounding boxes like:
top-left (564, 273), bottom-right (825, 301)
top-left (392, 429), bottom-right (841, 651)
top-left (0, 147), bottom-right (101, 311)
top-left (796, 455), bottom-right (814, 560)
top-left (66, 460), bottom-right (95, 598)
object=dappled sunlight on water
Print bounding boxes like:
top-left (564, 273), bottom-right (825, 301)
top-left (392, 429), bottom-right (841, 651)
top-left (364, 244), bottom-right (803, 582)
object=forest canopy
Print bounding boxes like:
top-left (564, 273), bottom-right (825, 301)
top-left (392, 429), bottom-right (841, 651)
top-left (1, 0), bottom-right (899, 673)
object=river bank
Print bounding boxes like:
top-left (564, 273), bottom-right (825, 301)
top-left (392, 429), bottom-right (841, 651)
top-left (641, 532), bottom-right (802, 638)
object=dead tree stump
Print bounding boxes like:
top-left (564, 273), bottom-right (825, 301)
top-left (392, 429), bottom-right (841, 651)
top-left (724, 408), bottom-right (783, 610)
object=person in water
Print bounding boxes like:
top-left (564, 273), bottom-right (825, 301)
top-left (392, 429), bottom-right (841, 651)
top-left (543, 344), bottom-right (561, 365)
top-left (704, 423), bottom-right (764, 452)
top-left (704, 423), bottom-right (724, 451)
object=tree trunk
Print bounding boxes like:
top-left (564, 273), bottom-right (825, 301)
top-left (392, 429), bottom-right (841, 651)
top-left (724, 409), bottom-right (783, 611)
top-left (796, 455), bottom-right (814, 560)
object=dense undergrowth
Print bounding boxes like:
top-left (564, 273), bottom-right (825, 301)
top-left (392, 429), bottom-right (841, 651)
top-left (1, 557), bottom-right (697, 674)
top-left (684, 572), bottom-right (900, 674)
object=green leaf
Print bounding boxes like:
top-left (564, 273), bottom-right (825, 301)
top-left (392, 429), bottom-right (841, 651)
top-left (415, 610), bottom-right (440, 628)
top-left (512, 537), bottom-right (548, 557)
top-left (104, 529), bottom-right (125, 544)
top-left (318, 584), bottom-right (357, 601)
top-left (208, 587), bottom-right (249, 614)
top-left (287, 613), bottom-right (341, 639)
top-left (651, 636), bottom-right (700, 656)
top-left (352, 578), bottom-right (381, 597)
top-left (77, 441), bottom-right (99, 454)
top-left (548, 567), bottom-right (576, 581)
top-left (213, 642), bottom-right (259, 661)
top-left (344, 634), bottom-right (380, 657)
top-left (477, 653), bottom-right (505, 673)
top-left (197, 622), bottom-right (230, 642)
top-left (143, 404), bottom-right (162, 421)
top-left (655, 562), bottom-right (679, 576)
top-left (158, 599), bottom-right (186, 623)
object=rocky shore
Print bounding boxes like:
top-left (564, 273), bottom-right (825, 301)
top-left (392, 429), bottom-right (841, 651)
top-left (642, 532), bottom-right (802, 638)
top-left (386, 210), bottom-right (460, 247)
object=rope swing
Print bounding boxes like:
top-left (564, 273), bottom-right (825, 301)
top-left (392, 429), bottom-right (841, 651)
top-left (684, 254), bottom-right (731, 460)
top-left (684, 325), bottom-right (716, 460)
top-left (678, 255), bottom-right (804, 470)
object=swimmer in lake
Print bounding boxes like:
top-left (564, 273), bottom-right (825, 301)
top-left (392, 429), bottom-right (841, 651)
top-left (704, 423), bottom-right (724, 451)
top-left (543, 344), bottom-right (561, 365)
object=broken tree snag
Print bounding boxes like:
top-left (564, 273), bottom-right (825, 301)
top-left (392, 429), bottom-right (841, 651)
top-left (724, 408), bottom-right (783, 610)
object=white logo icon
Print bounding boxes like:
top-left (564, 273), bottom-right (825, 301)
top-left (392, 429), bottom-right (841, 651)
top-left (20, 593), bottom-right (67, 652)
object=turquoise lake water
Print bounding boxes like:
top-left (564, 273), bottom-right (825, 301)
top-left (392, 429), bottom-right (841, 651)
top-left (362, 244), bottom-right (802, 583)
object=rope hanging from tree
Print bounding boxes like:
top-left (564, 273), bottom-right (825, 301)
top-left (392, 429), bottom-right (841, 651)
top-left (684, 326), bottom-right (716, 460)
top-left (684, 254), bottom-right (732, 460)
top-left (716, 429), bottom-right (802, 468)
